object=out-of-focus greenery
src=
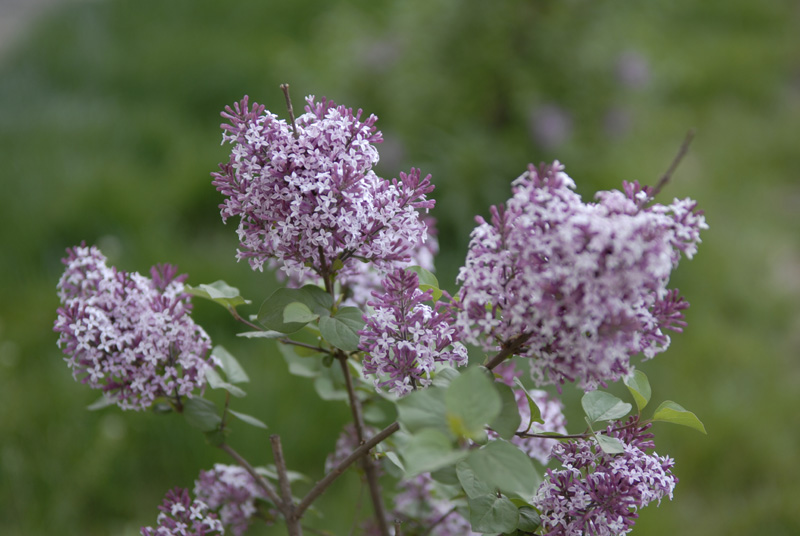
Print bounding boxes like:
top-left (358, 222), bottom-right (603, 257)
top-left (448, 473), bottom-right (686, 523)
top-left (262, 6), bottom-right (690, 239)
top-left (1, 0), bottom-right (798, 534)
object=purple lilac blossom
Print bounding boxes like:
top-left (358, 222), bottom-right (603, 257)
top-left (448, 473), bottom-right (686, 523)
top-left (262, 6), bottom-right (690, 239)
top-left (359, 268), bottom-right (468, 396)
top-left (141, 488), bottom-right (224, 536)
top-left (533, 418), bottom-right (677, 536)
top-left (456, 162), bottom-right (707, 390)
top-left (493, 362), bottom-right (568, 464)
top-left (54, 245), bottom-right (214, 410)
top-left (194, 464), bottom-right (272, 536)
top-left (212, 96), bottom-right (435, 282)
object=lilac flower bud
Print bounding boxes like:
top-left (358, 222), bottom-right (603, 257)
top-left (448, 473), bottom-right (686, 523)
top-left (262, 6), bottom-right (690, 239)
top-left (141, 488), bottom-right (224, 536)
top-left (359, 269), bottom-right (468, 396)
top-left (194, 464), bottom-right (273, 536)
top-left (456, 162), bottom-right (707, 389)
top-left (54, 244), bottom-right (214, 410)
top-left (533, 419), bottom-right (677, 536)
top-left (213, 96), bottom-right (435, 281)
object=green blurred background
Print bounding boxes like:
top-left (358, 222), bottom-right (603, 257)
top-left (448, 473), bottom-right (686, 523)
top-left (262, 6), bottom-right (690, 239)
top-left (1, 0), bottom-right (798, 534)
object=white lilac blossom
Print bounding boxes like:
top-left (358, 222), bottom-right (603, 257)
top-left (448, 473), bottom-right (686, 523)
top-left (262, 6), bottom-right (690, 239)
top-left (456, 162), bottom-right (707, 389)
top-left (359, 268), bottom-right (468, 396)
top-left (493, 362), bottom-right (568, 464)
top-left (212, 95), bottom-right (435, 282)
top-left (141, 488), bottom-right (224, 536)
top-left (53, 244), bottom-right (214, 410)
top-left (533, 419), bottom-right (677, 536)
top-left (194, 464), bottom-right (272, 536)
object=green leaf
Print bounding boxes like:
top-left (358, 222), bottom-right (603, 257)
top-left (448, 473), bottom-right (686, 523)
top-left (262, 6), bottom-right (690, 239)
top-left (211, 346), bottom-right (249, 384)
top-left (397, 387), bottom-right (449, 433)
top-left (595, 434), bottom-right (626, 454)
top-left (466, 440), bottom-right (541, 499)
top-left (183, 397), bottom-right (221, 431)
top-left (445, 367), bottom-right (501, 440)
top-left (278, 344), bottom-right (323, 378)
top-left (319, 307), bottom-right (365, 352)
top-left (402, 428), bottom-right (466, 476)
top-left (313, 375), bottom-right (349, 401)
top-left (468, 494), bottom-right (519, 534)
top-left (236, 330), bottom-right (286, 339)
top-left (489, 382), bottom-right (522, 440)
top-left (456, 461), bottom-right (493, 498)
top-left (185, 280), bottom-right (251, 308)
top-left (430, 464), bottom-right (459, 485)
top-left (624, 370), bottom-right (652, 412)
top-left (582, 391), bottom-right (632, 423)
top-left (87, 394), bottom-right (117, 411)
top-left (258, 287), bottom-right (330, 334)
top-left (283, 301), bottom-right (319, 324)
top-left (384, 451), bottom-right (406, 473)
top-left (517, 506), bottom-right (541, 532)
top-left (228, 409), bottom-right (268, 429)
top-left (432, 366), bottom-right (461, 388)
top-left (513, 378), bottom-right (543, 432)
top-left (205, 368), bottom-right (247, 398)
top-left (407, 265), bottom-right (443, 301)
top-left (653, 400), bottom-right (707, 434)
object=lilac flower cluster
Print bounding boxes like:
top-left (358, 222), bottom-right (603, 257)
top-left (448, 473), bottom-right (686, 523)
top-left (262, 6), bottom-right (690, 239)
top-left (194, 464), bottom-right (271, 536)
top-left (359, 269), bottom-right (468, 396)
top-left (493, 362), bottom-right (568, 464)
top-left (213, 96), bottom-right (435, 283)
top-left (533, 419), bottom-right (677, 536)
top-left (456, 162), bottom-right (707, 389)
top-left (141, 488), bottom-right (224, 536)
top-left (54, 245), bottom-right (214, 410)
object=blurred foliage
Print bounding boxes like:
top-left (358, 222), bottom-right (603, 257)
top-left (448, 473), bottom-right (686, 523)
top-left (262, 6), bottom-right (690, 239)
top-left (1, 0), bottom-right (799, 534)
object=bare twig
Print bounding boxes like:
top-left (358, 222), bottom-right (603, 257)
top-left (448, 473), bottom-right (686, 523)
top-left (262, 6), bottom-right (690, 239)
top-left (337, 353), bottom-right (391, 536)
top-left (485, 332), bottom-right (532, 371)
top-left (271, 434), bottom-right (303, 536)
top-left (295, 421), bottom-right (400, 517)
top-left (280, 83), bottom-right (299, 140)
top-left (219, 443), bottom-right (282, 508)
top-left (651, 129), bottom-right (696, 197)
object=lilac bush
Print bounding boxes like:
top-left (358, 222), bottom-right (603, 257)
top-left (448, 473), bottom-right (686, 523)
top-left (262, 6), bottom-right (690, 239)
top-left (54, 88), bottom-right (707, 536)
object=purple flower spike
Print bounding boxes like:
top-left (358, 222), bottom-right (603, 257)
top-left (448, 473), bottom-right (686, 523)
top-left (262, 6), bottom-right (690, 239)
top-left (141, 487), bottom-right (224, 536)
top-left (213, 96), bottom-right (435, 282)
top-left (456, 162), bottom-right (707, 389)
top-left (533, 419), bottom-right (677, 536)
top-left (359, 268), bottom-right (468, 396)
top-left (54, 244), bottom-right (214, 410)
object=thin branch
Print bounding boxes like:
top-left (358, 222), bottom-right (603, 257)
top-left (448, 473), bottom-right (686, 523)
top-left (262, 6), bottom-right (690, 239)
top-left (295, 421), bottom-right (400, 517)
top-left (279, 337), bottom-right (334, 355)
top-left (337, 353), bottom-right (391, 536)
top-left (280, 83), bottom-right (299, 140)
top-left (227, 306), bottom-right (264, 332)
top-left (271, 434), bottom-right (303, 536)
top-left (651, 129), bottom-right (696, 197)
top-left (219, 443), bottom-right (283, 509)
top-left (485, 332), bottom-right (532, 371)
top-left (515, 418), bottom-right (642, 440)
